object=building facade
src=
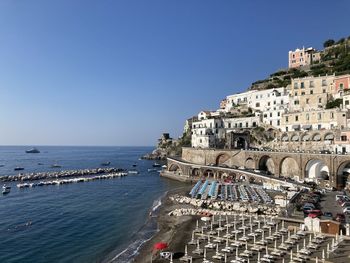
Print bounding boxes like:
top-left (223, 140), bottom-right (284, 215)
top-left (288, 47), bottom-right (321, 68)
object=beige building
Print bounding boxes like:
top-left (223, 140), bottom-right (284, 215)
top-left (288, 47), bottom-right (321, 68)
top-left (281, 108), bottom-right (350, 132)
top-left (289, 75), bottom-right (336, 111)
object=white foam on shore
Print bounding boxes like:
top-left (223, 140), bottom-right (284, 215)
top-left (107, 193), bottom-right (167, 263)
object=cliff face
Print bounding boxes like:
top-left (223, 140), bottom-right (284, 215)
top-left (142, 131), bottom-right (192, 160)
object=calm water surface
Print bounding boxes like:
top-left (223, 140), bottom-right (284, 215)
top-left (0, 146), bottom-right (183, 263)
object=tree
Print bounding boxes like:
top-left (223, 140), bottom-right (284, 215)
top-left (324, 39), bottom-right (335, 48)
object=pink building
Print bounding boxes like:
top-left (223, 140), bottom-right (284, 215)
top-left (288, 47), bottom-right (320, 68)
top-left (334, 74), bottom-right (350, 93)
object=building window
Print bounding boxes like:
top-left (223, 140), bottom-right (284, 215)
top-left (286, 127), bottom-right (289, 131)
top-left (306, 113), bottom-right (309, 120)
top-left (318, 113), bottom-right (322, 120)
top-left (277, 112), bottom-right (280, 117)
top-left (253, 122), bottom-right (256, 127)
top-left (286, 116), bottom-right (289, 122)
top-left (322, 79), bottom-right (327, 86)
top-left (246, 122), bottom-right (248, 128)
top-left (309, 81), bottom-right (314, 88)
top-left (306, 98), bottom-right (309, 104)
top-left (228, 123), bottom-right (231, 128)
top-left (239, 123), bottom-right (242, 128)
top-left (341, 135), bottom-right (347, 141)
top-left (270, 121), bottom-right (272, 125)
top-left (310, 90), bottom-right (313, 95)
top-left (323, 89), bottom-right (326, 93)
top-left (200, 139), bottom-right (202, 143)
top-left (273, 101), bottom-right (276, 105)
top-left (340, 83), bottom-right (344, 89)
top-left (294, 82), bottom-right (298, 89)
top-left (295, 116), bottom-right (299, 121)
top-left (270, 113), bottom-right (272, 117)
top-left (277, 120), bottom-right (280, 126)
top-left (331, 112), bottom-right (334, 119)
top-left (294, 92), bottom-right (298, 96)
top-left (318, 98), bottom-right (322, 103)
top-left (300, 82), bottom-right (304, 89)
top-left (345, 100), bottom-right (350, 105)
top-left (268, 102), bottom-right (271, 106)
top-left (281, 100), bottom-right (284, 104)
top-left (301, 92), bottom-right (305, 95)
top-left (255, 102), bottom-right (260, 107)
top-left (294, 100), bottom-right (299, 105)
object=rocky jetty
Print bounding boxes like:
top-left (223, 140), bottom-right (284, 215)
top-left (0, 167), bottom-right (125, 182)
top-left (169, 194), bottom-right (281, 216)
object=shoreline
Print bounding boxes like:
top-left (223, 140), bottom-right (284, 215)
top-left (132, 184), bottom-right (194, 263)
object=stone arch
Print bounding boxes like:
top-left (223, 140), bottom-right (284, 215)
top-left (290, 133), bottom-right (300, 142)
top-left (215, 153), bottom-right (230, 166)
top-left (312, 133), bottom-right (321, 142)
top-left (280, 157), bottom-right (299, 178)
top-left (258, 155), bottom-right (275, 175)
top-left (245, 157), bottom-right (255, 169)
top-left (191, 168), bottom-right (201, 177)
top-left (324, 132), bottom-right (335, 142)
top-left (336, 161), bottom-right (350, 189)
top-left (169, 163), bottom-right (182, 174)
top-left (301, 133), bottom-right (311, 142)
top-left (281, 133), bottom-right (289, 142)
top-left (304, 159), bottom-right (329, 182)
top-left (203, 169), bottom-right (215, 178)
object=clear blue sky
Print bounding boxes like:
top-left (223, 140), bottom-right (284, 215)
top-left (0, 0), bottom-right (349, 146)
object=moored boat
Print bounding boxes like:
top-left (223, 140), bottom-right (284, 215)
top-left (152, 163), bottom-right (161, 167)
top-left (25, 148), bottom-right (40, 153)
top-left (128, 170), bottom-right (139, 174)
top-left (14, 167), bottom-right (24, 171)
top-left (101, 161), bottom-right (111, 166)
top-left (51, 164), bottom-right (61, 168)
top-left (2, 185), bottom-right (11, 195)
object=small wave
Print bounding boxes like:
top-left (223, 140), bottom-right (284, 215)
top-left (151, 199), bottom-right (162, 212)
top-left (109, 235), bottom-right (154, 263)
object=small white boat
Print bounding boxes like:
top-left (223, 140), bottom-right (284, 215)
top-left (2, 185), bottom-right (11, 195)
top-left (128, 170), bottom-right (139, 174)
top-left (148, 168), bottom-right (157, 172)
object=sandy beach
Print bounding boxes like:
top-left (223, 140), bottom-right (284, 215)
top-left (133, 184), bottom-right (195, 263)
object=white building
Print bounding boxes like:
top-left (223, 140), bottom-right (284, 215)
top-left (225, 87), bottom-right (289, 128)
top-left (223, 116), bottom-right (260, 130)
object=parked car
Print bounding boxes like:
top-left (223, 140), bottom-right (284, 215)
top-left (335, 213), bottom-right (346, 222)
top-left (343, 207), bottom-right (350, 214)
top-left (308, 213), bottom-right (321, 218)
top-left (341, 202), bottom-right (350, 207)
top-left (323, 212), bottom-right (333, 219)
top-left (304, 209), bottom-right (322, 215)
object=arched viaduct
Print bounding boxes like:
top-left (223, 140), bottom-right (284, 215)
top-left (166, 148), bottom-right (350, 189)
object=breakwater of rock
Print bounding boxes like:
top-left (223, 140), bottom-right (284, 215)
top-left (0, 167), bottom-right (125, 182)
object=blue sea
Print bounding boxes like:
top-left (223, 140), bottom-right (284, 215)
top-left (0, 146), bottom-right (184, 263)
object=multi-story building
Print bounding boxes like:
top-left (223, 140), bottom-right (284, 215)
top-left (280, 108), bottom-right (350, 132)
top-left (224, 87), bottom-right (289, 128)
top-left (289, 75), bottom-right (336, 111)
top-left (223, 116), bottom-right (260, 131)
top-left (191, 111), bottom-right (225, 148)
top-left (334, 74), bottom-right (350, 97)
top-left (288, 47), bottom-right (321, 68)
